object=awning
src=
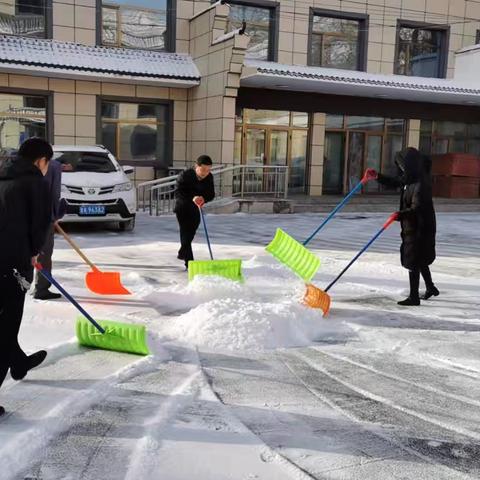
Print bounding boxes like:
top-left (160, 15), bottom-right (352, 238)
top-left (241, 60), bottom-right (480, 106)
top-left (0, 35), bottom-right (201, 88)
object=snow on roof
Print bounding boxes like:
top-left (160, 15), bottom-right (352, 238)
top-left (242, 60), bottom-right (480, 105)
top-left (0, 35), bottom-right (201, 87)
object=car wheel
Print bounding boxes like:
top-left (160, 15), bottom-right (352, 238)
top-left (119, 216), bottom-right (135, 232)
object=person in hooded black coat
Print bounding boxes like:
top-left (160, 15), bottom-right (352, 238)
top-left (368, 147), bottom-right (439, 306)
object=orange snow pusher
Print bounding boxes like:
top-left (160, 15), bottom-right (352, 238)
top-left (304, 213), bottom-right (398, 316)
top-left (55, 223), bottom-right (131, 295)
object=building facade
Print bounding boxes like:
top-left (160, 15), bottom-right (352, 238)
top-left (1, 0), bottom-right (480, 194)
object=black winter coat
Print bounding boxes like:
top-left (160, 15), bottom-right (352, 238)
top-left (174, 168), bottom-right (215, 214)
top-left (378, 151), bottom-right (436, 271)
top-left (0, 158), bottom-right (51, 279)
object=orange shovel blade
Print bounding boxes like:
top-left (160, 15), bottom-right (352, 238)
top-left (303, 283), bottom-right (331, 316)
top-left (85, 270), bottom-right (131, 295)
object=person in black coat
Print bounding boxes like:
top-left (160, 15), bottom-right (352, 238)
top-left (0, 138), bottom-right (53, 416)
top-left (174, 155), bottom-right (215, 269)
top-left (367, 147), bottom-right (439, 306)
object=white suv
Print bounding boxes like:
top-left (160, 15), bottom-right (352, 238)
top-left (53, 145), bottom-right (136, 231)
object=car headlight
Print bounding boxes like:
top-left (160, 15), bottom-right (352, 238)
top-left (113, 182), bottom-right (133, 193)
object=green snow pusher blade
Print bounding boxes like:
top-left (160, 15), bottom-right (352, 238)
top-left (188, 259), bottom-right (243, 282)
top-left (266, 228), bottom-right (320, 282)
top-left (76, 317), bottom-right (150, 356)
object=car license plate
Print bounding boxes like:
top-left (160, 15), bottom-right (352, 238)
top-left (79, 205), bottom-right (106, 216)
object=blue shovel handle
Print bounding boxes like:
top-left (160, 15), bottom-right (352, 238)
top-left (35, 264), bottom-right (105, 334)
top-left (199, 207), bottom-right (214, 261)
top-left (303, 170), bottom-right (374, 246)
top-left (324, 212), bottom-right (398, 293)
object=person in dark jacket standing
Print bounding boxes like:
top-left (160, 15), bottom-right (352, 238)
top-left (367, 147), bottom-right (439, 306)
top-left (33, 158), bottom-right (63, 300)
top-left (0, 138), bottom-right (53, 416)
top-left (174, 155), bottom-right (215, 269)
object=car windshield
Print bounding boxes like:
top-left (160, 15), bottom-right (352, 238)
top-left (53, 151), bottom-right (117, 173)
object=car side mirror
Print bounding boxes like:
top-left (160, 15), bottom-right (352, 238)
top-left (123, 166), bottom-right (134, 175)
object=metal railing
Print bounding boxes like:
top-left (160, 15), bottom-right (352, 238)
top-left (137, 164), bottom-right (289, 216)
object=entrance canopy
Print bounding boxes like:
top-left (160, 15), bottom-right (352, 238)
top-left (241, 60), bottom-right (480, 106)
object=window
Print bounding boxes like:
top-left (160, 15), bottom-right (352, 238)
top-left (0, 93), bottom-right (47, 161)
top-left (325, 115), bottom-right (406, 193)
top-left (227, 1), bottom-right (278, 61)
top-left (395, 22), bottom-right (449, 78)
top-left (53, 151), bottom-right (117, 173)
top-left (309, 9), bottom-right (368, 71)
top-left (0, 0), bottom-right (48, 37)
top-left (476, 29), bottom-right (480, 44)
top-left (102, 0), bottom-right (174, 51)
top-left (419, 120), bottom-right (480, 156)
top-left (100, 100), bottom-right (170, 168)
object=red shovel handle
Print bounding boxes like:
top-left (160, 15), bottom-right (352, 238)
top-left (383, 211), bottom-right (399, 229)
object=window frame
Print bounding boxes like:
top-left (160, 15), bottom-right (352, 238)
top-left (0, 88), bottom-right (53, 147)
top-left (419, 120), bottom-right (480, 155)
top-left (0, 0), bottom-right (53, 39)
top-left (96, 0), bottom-right (177, 52)
top-left (308, 7), bottom-right (369, 72)
top-left (224, 0), bottom-right (279, 62)
top-left (96, 96), bottom-right (173, 169)
top-left (394, 20), bottom-right (450, 79)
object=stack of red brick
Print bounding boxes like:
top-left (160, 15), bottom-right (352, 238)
top-left (431, 153), bottom-right (480, 198)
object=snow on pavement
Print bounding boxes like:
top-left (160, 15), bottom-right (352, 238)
top-left (1, 211), bottom-right (479, 479)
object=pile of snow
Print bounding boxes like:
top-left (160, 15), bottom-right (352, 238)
top-left (145, 257), bottom-right (353, 352)
top-left (162, 296), bottom-right (350, 352)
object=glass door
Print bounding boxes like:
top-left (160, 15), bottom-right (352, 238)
top-left (347, 131), bottom-right (365, 191)
top-left (245, 128), bottom-right (266, 165)
top-left (324, 132), bottom-right (345, 194)
top-left (290, 130), bottom-right (307, 192)
top-left (241, 124), bottom-right (308, 194)
top-left (365, 135), bottom-right (382, 193)
top-left (245, 128), bottom-right (266, 194)
top-left (268, 129), bottom-right (288, 194)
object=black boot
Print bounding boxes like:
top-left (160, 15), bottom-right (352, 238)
top-left (0, 406), bottom-right (5, 416)
top-left (398, 270), bottom-right (420, 306)
top-left (34, 290), bottom-right (61, 300)
top-left (10, 350), bottom-right (47, 381)
top-left (422, 286), bottom-right (439, 300)
top-left (398, 297), bottom-right (421, 306)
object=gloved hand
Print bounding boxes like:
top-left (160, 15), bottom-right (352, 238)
top-left (364, 168), bottom-right (378, 181)
top-left (193, 196), bottom-right (205, 207)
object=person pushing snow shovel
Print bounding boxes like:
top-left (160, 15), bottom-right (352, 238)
top-left (0, 138), bottom-right (53, 417)
top-left (174, 155), bottom-right (215, 270)
top-left (367, 147), bottom-right (439, 306)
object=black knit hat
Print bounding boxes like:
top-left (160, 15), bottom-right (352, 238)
top-left (196, 155), bottom-right (213, 166)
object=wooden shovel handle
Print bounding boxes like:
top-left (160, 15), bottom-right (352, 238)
top-left (55, 223), bottom-right (98, 271)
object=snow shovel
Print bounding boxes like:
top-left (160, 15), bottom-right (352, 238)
top-left (265, 228), bottom-right (320, 282)
top-left (55, 223), bottom-right (131, 295)
top-left (35, 264), bottom-right (149, 355)
top-left (188, 207), bottom-right (243, 282)
top-left (303, 212), bottom-right (399, 316)
top-left (265, 169), bottom-right (375, 282)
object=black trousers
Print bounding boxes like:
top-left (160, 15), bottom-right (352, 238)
top-left (0, 271), bottom-right (29, 390)
top-left (175, 208), bottom-right (201, 265)
top-left (409, 266), bottom-right (435, 299)
top-left (34, 223), bottom-right (55, 295)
